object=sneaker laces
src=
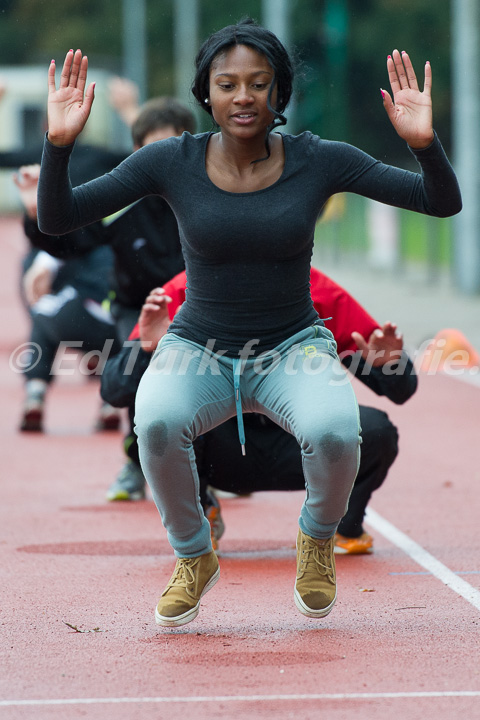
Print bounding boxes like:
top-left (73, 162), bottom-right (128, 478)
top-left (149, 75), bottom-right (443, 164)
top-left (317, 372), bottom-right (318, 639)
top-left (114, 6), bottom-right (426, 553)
top-left (163, 557), bottom-right (200, 599)
top-left (298, 536), bottom-right (335, 583)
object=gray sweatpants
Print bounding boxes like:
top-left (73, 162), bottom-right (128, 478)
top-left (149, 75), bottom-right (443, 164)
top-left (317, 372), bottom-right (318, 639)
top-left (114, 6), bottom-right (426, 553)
top-left (134, 324), bottom-right (361, 557)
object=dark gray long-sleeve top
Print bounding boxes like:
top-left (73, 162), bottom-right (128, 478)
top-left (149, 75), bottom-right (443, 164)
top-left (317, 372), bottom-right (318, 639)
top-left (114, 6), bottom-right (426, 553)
top-left (38, 130), bottom-right (462, 356)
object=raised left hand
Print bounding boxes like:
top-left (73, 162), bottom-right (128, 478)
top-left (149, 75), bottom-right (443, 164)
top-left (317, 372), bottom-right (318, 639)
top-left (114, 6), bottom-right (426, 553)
top-left (138, 288), bottom-right (172, 352)
top-left (13, 164), bottom-right (41, 219)
top-left (381, 49), bottom-right (434, 149)
top-left (23, 264), bottom-right (54, 306)
top-left (352, 321), bottom-right (404, 367)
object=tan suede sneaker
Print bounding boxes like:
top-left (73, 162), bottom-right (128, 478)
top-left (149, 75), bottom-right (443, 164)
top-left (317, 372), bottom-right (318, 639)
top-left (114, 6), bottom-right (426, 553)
top-left (294, 529), bottom-right (337, 618)
top-left (155, 550), bottom-right (220, 627)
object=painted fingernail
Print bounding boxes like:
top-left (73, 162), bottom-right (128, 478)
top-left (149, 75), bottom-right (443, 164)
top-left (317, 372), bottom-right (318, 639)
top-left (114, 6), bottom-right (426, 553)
top-left (51, 59), bottom-right (55, 64)
top-left (401, 50), bottom-right (406, 55)
top-left (380, 88), bottom-right (385, 99)
top-left (387, 55), bottom-right (392, 59)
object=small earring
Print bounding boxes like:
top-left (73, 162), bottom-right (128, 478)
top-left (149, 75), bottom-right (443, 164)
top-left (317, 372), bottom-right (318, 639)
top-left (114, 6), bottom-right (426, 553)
top-left (204, 98), bottom-right (209, 104)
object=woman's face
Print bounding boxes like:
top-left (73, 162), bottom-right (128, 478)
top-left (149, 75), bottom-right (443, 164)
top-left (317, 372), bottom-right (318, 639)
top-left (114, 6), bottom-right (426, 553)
top-left (208, 44), bottom-right (277, 139)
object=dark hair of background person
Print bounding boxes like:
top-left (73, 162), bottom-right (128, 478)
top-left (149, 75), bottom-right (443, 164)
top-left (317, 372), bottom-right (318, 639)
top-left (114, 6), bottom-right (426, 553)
top-left (131, 97), bottom-right (197, 146)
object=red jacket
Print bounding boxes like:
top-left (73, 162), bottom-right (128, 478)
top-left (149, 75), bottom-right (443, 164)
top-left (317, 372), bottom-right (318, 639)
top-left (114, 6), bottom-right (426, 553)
top-left (128, 268), bottom-right (379, 353)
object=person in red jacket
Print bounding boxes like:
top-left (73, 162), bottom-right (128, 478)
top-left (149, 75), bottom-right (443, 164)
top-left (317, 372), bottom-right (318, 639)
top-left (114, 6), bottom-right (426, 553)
top-left (101, 268), bottom-right (416, 555)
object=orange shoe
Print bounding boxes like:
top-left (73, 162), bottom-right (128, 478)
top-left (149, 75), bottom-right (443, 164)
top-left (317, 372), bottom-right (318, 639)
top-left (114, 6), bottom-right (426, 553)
top-left (334, 531), bottom-right (373, 555)
top-left (204, 489), bottom-right (225, 552)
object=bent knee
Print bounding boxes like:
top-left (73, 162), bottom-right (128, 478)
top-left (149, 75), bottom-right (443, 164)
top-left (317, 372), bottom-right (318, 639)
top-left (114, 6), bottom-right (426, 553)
top-left (136, 417), bottom-right (170, 457)
top-left (299, 423), bottom-right (360, 464)
top-left (135, 407), bottom-right (192, 458)
top-left (318, 428), bottom-right (360, 463)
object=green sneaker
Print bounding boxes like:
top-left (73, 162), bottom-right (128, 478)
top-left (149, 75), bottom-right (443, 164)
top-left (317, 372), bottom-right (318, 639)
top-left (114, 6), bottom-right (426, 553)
top-left (155, 550), bottom-right (220, 627)
top-left (106, 461), bottom-right (146, 501)
top-left (294, 529), bottom-right (337, 618)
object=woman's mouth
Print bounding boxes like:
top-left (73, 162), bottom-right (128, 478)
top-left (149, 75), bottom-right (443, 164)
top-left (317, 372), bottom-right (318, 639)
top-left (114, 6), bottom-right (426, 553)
top-left (231, 113), bottom-right (257, 125)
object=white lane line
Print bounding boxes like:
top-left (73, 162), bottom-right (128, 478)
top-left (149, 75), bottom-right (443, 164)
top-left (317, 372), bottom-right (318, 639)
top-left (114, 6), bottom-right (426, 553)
top-left (1, 692), bottom-right (480, 707)
top-left (390, 571), bottom-right (480, 576)
top-left (365, 508), bottom-right (480, 611)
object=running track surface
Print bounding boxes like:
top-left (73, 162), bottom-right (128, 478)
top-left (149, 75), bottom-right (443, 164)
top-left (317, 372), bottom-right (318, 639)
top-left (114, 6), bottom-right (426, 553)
top-left (1, 217), bottom-right (479, 720)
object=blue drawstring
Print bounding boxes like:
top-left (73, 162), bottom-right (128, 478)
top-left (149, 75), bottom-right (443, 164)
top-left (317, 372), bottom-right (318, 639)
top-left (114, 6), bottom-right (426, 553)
top-left (232, 358), bottom-right (246, 456)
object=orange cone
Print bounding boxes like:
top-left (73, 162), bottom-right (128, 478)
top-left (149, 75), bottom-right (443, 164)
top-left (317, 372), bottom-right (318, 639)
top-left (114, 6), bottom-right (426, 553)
top-left (420, 328), bottom-right (480, 373)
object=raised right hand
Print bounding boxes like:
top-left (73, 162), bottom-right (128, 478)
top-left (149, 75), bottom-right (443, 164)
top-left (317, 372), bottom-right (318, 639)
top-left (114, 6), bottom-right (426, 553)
top-left (47, 49), bottom-right (95, 147)
top-left (107, 76), bottom-right (140, 127)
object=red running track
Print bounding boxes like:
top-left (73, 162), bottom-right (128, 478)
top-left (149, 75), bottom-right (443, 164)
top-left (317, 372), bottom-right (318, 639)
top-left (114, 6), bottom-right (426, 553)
top-left (1, 217), bottom-right (479, 720)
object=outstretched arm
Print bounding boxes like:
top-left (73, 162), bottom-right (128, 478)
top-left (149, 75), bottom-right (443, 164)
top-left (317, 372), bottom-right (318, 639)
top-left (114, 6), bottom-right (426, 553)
top-left (47, 50), bottom-right (95, 147)
top-left (108, 76), bottom-right (140, 127)
top-left (138, 288), bottom-right (173, 351)
top-left (101, 288), bottom-right (173, 408)
top-left (347, 322), bottom-right (417, 405)
top-left (13, 164), bottom-right (41, 219)
top-left (381, 49), bottom-right (434, 149)
top-left (351, 321), bottom-right (403, 367)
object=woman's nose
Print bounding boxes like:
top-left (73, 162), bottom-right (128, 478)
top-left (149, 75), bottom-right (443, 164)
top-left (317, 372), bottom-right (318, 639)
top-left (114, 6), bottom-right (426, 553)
top-left (233, 86), bottom-right (254, 104)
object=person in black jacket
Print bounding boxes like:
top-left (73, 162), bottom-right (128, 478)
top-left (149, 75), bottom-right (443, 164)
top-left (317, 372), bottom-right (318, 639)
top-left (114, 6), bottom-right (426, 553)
top-left (23, 96), bottom-right (195, 491)
top-left (13, 165), bottom-right (122, 432)
top-left (1, 81), bottom-right (129, 431)
top-left (101, 98), bottom-right (194, 498)
top-left (100, 269), bottom-right (417, 555)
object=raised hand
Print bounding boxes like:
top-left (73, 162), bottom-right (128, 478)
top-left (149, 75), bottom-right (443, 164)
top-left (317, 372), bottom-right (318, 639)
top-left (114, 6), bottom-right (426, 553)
top-left (23, 258), bottom-right (58, 306)
top-left (138, 288), bottom-right (173, 351)
top-left (47, 49), bottom-right (95, 147)
top-left (13, 164), bottom-right (41, 219)
top-left (352, 321), bottom-right (404, 367)
top-left (381, 49), bottom-right (434, 149)
top-left (108, 76), bottom-right (140, 127)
